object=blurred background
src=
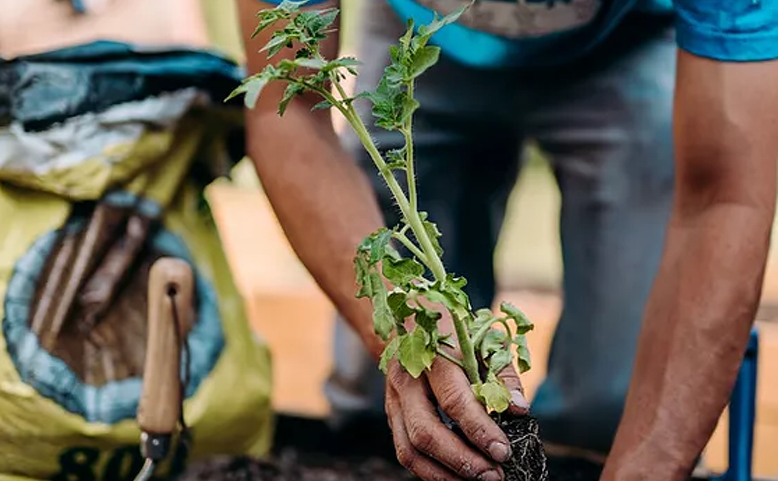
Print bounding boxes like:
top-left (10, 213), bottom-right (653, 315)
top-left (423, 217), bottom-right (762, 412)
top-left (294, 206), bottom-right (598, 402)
top-left (200, 0), bottom-right (778, 477)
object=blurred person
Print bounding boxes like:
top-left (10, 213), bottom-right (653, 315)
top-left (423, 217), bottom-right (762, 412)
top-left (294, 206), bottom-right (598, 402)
top-left (239, 0), bottom-right (778, 481)
top-left (0, 1), bottom-right (273, 479)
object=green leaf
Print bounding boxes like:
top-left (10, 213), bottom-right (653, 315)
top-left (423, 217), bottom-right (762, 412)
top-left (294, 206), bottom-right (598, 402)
top-left (379, 336), bottom-right (402, 373)
top-left (279, 82), bottom-right (305, 115)
top-left (422, 284), bottom-right (469, 319)
top-left (358, 228), bottom-right (394, 265)
top-left (414, 307), bottom-right (441, 334)
top-left (418, 212), bottom-right (443, 256)
top-left (514, 334), bottom-right (532, 374)
top-left (399, 18), bottom-right (415, 51)
top-left (354, 254), bottom-right (371, 299)
top-left (276, 0), bottom-right (306, 13)
top-left (415, 1), bottom-right (472, 47)
top-left (500, 302), bottom-right (534, 335)
top-left (471, 308), bottom-right (495, 330)
top-left (480, 329), bottom-right (508, 360)
top-left (408, 46), bottom-right (441, 79)
top-left (382, 257), bottom-right (425, 286)
top-left (312, 99), bottom-right (334, 111)
top-left (295, 57), bottom-right (327, 70)
top-left (386, 148), bottom-right (407, 171)
top-left (388, 290), bottom-right (416, 320)
top-left (263, 31), bottom-right (296, 57)
top-left (398, 328), bottom-right (436, 378)
top-left (399, 94), bottom-right (420, 124)
top-left (488, 349), bottom-right (512, 375)
top-left (371, 273), bottom-right (394, 341)
top-left (325, 57), bottom-right (362, 75)
top-left (479, 379), bottom-right (511, 413)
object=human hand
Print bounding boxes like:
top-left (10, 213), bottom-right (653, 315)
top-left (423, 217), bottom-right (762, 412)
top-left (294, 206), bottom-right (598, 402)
top-left (384, 332), bottom-right (530, 480)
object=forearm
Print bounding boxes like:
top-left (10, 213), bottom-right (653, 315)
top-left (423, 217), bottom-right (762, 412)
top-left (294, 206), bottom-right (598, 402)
top-left (603, 50), bottom-right (778, 480)
top-left (245, 105), bottom-right (386, 359)
top-left (602, 204), bottom-right (772, 480)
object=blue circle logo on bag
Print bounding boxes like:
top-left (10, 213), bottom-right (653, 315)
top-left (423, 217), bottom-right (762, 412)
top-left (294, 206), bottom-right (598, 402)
top-left (2, 191), bottom-right (225, 424)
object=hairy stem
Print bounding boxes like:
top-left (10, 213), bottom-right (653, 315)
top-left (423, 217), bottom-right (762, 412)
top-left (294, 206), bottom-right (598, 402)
top-left (404, 82), bottom-right (417, 211)
top-left (392, 232), bottom-right (429, 265)
top-left (335, 74), bottom-right (481, 386)
top-left (342, 107), bottom-right (447, 281)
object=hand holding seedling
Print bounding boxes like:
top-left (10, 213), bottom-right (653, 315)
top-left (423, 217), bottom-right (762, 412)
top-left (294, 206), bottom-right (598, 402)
top-left (232, 1), bottom-right (546, 479)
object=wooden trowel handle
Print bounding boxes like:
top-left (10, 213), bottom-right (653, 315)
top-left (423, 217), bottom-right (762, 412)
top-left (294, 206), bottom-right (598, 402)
top-left (137, 257), bottom-right (193, 436)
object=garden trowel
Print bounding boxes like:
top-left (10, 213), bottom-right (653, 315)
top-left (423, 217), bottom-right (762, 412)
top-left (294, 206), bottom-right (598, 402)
top-left (134, 258), bottom-right (193, 481)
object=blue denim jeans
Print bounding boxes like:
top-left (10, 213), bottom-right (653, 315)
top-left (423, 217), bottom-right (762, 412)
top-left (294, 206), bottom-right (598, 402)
top-left (325, 0), bottom-right (677, 456)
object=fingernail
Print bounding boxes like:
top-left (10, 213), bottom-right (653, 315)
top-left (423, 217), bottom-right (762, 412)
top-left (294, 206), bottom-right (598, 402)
top-left (511, 390), bottom-right (530, 411)
top-left (487, 441), bottom-right (511, 463)
top-left (478, 469), bottom-right (503, 481)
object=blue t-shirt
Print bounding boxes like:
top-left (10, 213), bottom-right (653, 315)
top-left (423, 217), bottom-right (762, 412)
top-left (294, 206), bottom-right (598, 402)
top-left (263, 0), bottom-right (778, 68)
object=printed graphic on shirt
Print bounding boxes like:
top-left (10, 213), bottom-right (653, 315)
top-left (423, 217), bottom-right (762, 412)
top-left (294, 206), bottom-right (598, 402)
top-left (415, 0), bottom-right (602, 38)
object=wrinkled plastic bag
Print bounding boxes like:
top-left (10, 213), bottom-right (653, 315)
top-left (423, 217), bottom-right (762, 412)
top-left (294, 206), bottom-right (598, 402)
top-left (0, 41), bottom-right (273, 481)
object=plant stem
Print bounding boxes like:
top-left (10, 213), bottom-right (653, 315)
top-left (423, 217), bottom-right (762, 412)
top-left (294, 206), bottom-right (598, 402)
top-left (404, 82), bottom-right (417, 211)
top-left (333, 77), bottom-right (481, 386)
top-left (437, 348), bottom-right (464, 368)
top-left (392, 232), bottom-right (429, 265)
top-left (342, 107), bottom-right (446, 282)
top-left (452, 312), bottom-right (481, 385)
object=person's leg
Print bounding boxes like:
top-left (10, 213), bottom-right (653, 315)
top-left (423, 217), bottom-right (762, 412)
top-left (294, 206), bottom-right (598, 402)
top-left (525, 17), bottom-right (677, 456)
top-left (325, 0), bottom-right (523, 430)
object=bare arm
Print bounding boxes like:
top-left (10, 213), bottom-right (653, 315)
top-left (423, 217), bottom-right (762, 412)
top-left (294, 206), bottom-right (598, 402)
top-left (601, 51), bottom-right (778, 481)
top-left (236, 0), bottom-right (385, 358)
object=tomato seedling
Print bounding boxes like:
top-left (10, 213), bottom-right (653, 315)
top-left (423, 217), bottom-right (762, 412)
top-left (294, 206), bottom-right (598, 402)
top-left (230, 0), bottom-right (534, 414)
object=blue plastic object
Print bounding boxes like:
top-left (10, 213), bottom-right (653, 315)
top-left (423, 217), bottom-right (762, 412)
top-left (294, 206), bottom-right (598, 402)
top-left (714, 328), bottom-right (759, 481)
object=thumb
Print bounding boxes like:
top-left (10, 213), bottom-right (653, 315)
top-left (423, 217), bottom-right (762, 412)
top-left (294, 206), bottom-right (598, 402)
top-left (498, 364), bottom-right (530, 415)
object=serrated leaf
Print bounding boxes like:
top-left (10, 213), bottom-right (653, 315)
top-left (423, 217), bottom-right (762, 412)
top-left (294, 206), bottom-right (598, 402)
top-left (479, 379), bottom-right (511, 413)
top-left (371, 273), bottom-right (394, 341)
top-left (415, 307), bottom-right (441, 334)
top-left (471, 308), bottom-right (495, 330)
top-left (399, 18), bottom-right (415, 51)
top-left (354, 254), bottom-right (372, 299)
top-left (382, 257), bottom-right (425, 287)
top-left (263, 32), bottom-right (295, 57)
top-left (388, 290), bottom-right (416, 321)
top-left (480, 329), bottom-right (508, 360)
top-left (408, 46), bottom-right (441, 79)
top-left (379, 336), bottom-right (402, 373)
top-left (295, 57), bottom-right (327, 70)
top-left (419, 214), bottom-right (443, 256)
top-left (279, 82), bottom-right (305, 115)
top-left (358, 228), bottom-right (393, 265)
top-left (415, 1), bottom-right (472, 47)
top-left (488, 349), bottom-right (512, 375)
top-left (277, 0), bottom-right (306, 13)
top-left (500, 301), bottom-right (534, 334)
top-left (514, 334), bottom-right (532, 374)
top-left (398, 328), bottom-right (435, 377)
top-left (399, 94), bottom-right (420, 124)
top-left (422, 286), bottom-right (468, 319)
top-left (325, 57), bottom-right (362, 75)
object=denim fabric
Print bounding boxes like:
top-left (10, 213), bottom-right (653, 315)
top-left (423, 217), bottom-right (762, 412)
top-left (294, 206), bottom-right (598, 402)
top-left (325, 0), bottom-right (676, 454)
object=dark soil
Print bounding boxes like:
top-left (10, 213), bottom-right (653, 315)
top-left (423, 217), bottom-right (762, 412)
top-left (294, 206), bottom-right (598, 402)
top-left (491, 413), bottom-right (549, 481)
top-left (176, 450), bottom-right (414, 481)
top-left (175, 414), bottom-right (711, 481)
